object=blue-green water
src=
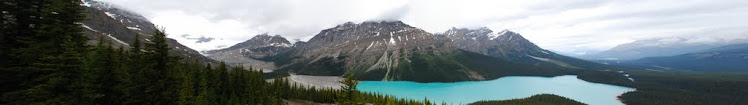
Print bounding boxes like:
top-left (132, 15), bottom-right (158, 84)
top-left (358, 75), bottom-right (635, 105)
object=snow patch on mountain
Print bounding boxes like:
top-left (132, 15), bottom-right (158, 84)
top-left (389, 32), bottom-right (396, 45)
top-left (81, 24), bottom-right (97, 32)
top-left (104, 12), bottom-right (117, 19)
top-left (268, 43), bottom-right (292, 47)
top-left (105, 33), bottom-right (129, 46)
top-left (80, 0), bottom-right (92, 7)
top-left (487, 33), bottom-right (498, 40)
top-left (126, 26), bottom-right (141, 30)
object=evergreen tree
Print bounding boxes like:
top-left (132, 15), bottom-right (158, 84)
top-left (142, 28), bottom-right (180, 104)
top-left (1, 0), bottom-right (89, 104)
top-left (177, 60), bottom-right (198, 105)
top-left (111, 46), bottom-right (133, 103)
top-left (339, 73), bottom-right (359, 104)
top-left (124, 34), bottom-right (147, 104)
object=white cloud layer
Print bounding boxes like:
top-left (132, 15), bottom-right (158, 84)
top-left (100, 0), bottom-right (748, 53)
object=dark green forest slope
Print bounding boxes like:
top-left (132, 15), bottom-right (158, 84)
top-left (469, 94), bottom-right (586, 105)
top-left (577, 70), bottom-right (748, 105)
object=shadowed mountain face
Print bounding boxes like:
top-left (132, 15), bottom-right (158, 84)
top-left (80, 0), bottom-right (216, 64)
top-left (609, 43), bottom-right (748, 72)
top-left (437, 27), bottom-right (614, 70)
top-left (262, 21), bottom-right (581, 82)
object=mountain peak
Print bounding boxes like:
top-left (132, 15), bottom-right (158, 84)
top-left (218, 34), bottom-right (291, 51)
top-left (498, 29), bottom-right (515, 35)
top-left (251, 33), bottom-right (287, 40)
top-left (255, 33), bottom-right (271, 37)
top-left (363, 20), bottom-right (407, 25)
top-left (496, 29), bottom-right (524, 41)
top-left (440, 27), bottom-right (498, 41)
top-left (204, 33), bottom-right (292, 58)
top-left (333, 21), bottom-right (411, 29)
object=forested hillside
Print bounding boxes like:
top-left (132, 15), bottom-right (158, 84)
top-left (469, 94), bottom-right (586, 105)
top-left (0, 0), bottom-right (432, 104)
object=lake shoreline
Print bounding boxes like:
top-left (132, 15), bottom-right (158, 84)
top-left (358, 75), bottom-right (636, 105)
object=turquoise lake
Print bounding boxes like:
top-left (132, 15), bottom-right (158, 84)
top-left (358, 75), bottom-right (635, 105)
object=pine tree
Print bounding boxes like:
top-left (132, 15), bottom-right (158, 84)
top-left (142, 28), bottom-right (179, 104)
top-left (177, 60), bottom-right (197, 105)
top-left (125, 34), bottom-right (147, 104)
top-left (112, 46), bottom-right (133, 103)
top-left (194, 63), bottom-right (212, 105)
top-left (339, 73), bottom-right (359, 104)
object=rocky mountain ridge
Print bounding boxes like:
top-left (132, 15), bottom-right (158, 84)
top-left (80, 0), bottom-right (216, 64)
top-left (204, 34), bottom-right (294, 72)
top-left (437, 27), bottom-right (614, 70)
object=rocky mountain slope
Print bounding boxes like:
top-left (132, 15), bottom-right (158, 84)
top-left (205, 34), bottom-right (292, 58)
top-left (80, 0), bottom-right (216, 64)
top-left (263, 21), bottom-right (579, 82)
top-left (437, 27), bottom-right (614, 70)
top-left (204, 34), bottom-right (293, 72)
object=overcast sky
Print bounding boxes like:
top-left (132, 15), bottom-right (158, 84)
top-left (99, 0), bottom-right (748, 54)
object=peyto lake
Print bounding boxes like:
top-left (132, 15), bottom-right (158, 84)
top-left (358, 75), bottom-right (635, 105)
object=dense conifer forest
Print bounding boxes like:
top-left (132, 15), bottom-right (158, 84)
top-left (0, 0), bottom-right (434, 104)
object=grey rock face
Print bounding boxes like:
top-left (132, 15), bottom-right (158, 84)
top-left (204, 34), bottom-right (293, 71)
top-left (80, 0), bottom-right (216, 64)
top-left (85, 0), bottom-right (156, 33)
top-left (437, 27), bottom-right (544, 56)
top-left (206, 34), bottom-right (293, 59)
top-left (276, 21), bottom-right (455, 76)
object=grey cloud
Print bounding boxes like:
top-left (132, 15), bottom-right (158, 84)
top-left (370, 3), bottom-right (410, 22)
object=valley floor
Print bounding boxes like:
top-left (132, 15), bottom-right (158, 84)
top-left (207, 51), bottom-right (278, 72)
top-left (286, 74), bottom-right (344, 89)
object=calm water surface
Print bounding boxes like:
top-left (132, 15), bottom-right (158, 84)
top-left (358, 75), bottom-right (635, 105)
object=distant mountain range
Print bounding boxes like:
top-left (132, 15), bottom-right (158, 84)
top-left (198, 21), bottom-right (627, 82)
top-left (581, 36), bottom-right (748, 60)
top-left (580, 38), bottom-right (719, 60)
top-left (600, 43), bottom-right (748, 72)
